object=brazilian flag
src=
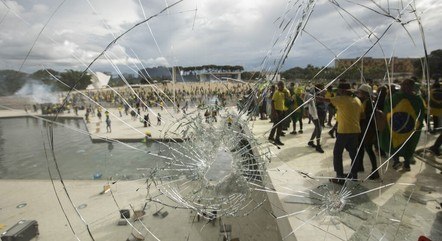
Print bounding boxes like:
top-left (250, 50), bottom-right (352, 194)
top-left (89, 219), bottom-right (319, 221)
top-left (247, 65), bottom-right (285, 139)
top-left (430, 88), bottom-right (442, 116)
top-left (291, 94), bottom-right (304, 122)
top-left (380, 92), bottom-right (426, 159)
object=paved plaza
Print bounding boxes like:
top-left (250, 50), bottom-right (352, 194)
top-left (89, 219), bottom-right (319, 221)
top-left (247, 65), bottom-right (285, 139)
top-left (0, 105), bottom-right (441, 241)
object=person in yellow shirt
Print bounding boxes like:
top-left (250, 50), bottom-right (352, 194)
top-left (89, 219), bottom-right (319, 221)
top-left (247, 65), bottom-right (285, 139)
top-left (327, 82), bottom-right (363, 184)
top-left (269, 81), bottom-right (286, 146)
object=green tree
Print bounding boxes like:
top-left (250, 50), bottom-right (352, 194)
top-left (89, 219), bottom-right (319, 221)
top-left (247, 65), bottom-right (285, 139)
top-left (30, 69), bottom-right (59, 85)
top-left (414, 49), bottom-right (442, 79)
top-left (108, 76), bottom-right (124, 87)
top-left (58, 70), bottom-right (91, 90)
top-left (0, 69), bottom-right (28, 96)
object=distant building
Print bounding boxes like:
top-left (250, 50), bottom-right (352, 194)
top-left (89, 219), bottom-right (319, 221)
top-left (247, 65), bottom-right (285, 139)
top-left (198, 71), bottom-right (242, 82)
top-left (335, 57), bottom-right (417, 79)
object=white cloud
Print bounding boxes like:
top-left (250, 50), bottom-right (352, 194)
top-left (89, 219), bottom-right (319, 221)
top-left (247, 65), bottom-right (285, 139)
top-left (30, 4), bottom-right (49, 14)
top-left (1, 0), bottom-right (25, 14)
top-left (0, 0), bottom-right (440, 73)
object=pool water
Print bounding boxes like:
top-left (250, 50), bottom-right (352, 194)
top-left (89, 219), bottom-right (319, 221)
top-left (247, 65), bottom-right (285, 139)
top-left (0, 117), bottom-right (166, 180)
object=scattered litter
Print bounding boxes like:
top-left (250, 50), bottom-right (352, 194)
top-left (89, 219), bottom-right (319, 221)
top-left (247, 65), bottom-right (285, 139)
top-left (16, 203), bottom-right (27, 209)
top-left (117, 219), bottom-right (128, 226)
top-left (93, 172), bottom-right (102, 180)
top-left (99, 184), bottom-right (111, 195)
top-left (133, 210), bottom-right (145, 221)
top-left (120, 209), bottom-right (130, 219)
top-left (78, 203), bottom-right (87, 209)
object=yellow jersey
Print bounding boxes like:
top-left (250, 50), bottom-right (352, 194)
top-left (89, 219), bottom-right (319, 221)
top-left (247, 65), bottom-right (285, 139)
top-left (331, 95), bottom-right (363, 134)
top-left (272, 90), bottom-right (286, 111)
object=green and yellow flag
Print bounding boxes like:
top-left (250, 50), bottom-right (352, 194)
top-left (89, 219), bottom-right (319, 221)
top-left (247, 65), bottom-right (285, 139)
top-left (380, 92), bottom-right (425, 159)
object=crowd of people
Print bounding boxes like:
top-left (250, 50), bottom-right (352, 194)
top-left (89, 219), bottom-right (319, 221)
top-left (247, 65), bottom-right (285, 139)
top-left (262, 77), bottom-right (439, 184)
top-left (27, 78), bottom-right (441, 184)
top-left (47, 82), bottom-right (252, 130)
top-left (62, 82), bottom-right (251, 113)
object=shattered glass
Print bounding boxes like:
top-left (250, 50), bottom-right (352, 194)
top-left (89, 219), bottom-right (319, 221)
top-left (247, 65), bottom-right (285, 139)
top-left (0, 0), bottom-right (441, 241)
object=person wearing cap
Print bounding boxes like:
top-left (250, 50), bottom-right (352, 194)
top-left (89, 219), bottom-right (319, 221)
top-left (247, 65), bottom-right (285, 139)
top-left (268, 81), bottom-right (286, 146)
top-left (355, 84), bottom-right (380, 180)
top-left (328, 81), bottom-right (364, 183)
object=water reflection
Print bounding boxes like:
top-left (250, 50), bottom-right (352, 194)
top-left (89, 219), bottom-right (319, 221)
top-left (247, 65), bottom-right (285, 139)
top-left (0, 117), bottom-right (164, 180)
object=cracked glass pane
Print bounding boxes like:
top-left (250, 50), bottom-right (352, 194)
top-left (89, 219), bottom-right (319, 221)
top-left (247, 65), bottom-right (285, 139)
top-left (0, 0), bottom-right (441, 241)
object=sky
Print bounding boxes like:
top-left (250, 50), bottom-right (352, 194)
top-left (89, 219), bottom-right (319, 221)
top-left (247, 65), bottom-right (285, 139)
top-left (0, 0), bottom-right (441, 74)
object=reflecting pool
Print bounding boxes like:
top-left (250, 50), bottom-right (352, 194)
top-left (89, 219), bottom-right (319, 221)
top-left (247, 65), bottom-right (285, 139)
top-left (0, 117), bottom-right (165, 180)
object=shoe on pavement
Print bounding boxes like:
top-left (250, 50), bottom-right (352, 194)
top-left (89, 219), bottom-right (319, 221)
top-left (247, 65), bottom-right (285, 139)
top-left (347, 173), bottom-right (358, 181)
top-left (308, 141), bottom-right (317, 148)
top-left (328, 130), bottom-right (335, 138)
top-left (274, 140), bottom-right (284, 146)
top-left (329, 177), bottom-right (345, 185)
top-left (392, 162), bottom-right (402, 170)
top-left (315, 145), bottom-right (324, 153)
top-left (298, 130), bottom-right (303, 134)
top-left (368, 171), bottom-right (380, 180)
top-left (290, 131), bottom-right (297, 135)
top-left (399, 166), bottom-right (411, 172)
top-left (429, 146), bottom-right (441, 156)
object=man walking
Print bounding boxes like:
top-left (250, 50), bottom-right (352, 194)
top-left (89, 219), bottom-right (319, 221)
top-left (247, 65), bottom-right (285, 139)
top-left (269, 81), bottom-right (287, 146)
top-left (328, 82), bottom-right (363, 184)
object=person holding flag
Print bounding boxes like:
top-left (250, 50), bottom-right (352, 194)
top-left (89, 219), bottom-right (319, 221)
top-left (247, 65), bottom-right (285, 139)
top-left (380, 79), bottom-right (426, 172)
top-left (429, 78), bottom-right (442, 132)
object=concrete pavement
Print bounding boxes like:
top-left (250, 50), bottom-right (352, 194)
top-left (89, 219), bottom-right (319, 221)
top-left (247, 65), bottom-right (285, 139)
top-left (1, 106), bottom-right (441, 240)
